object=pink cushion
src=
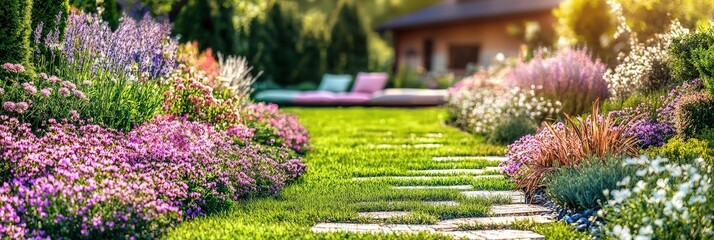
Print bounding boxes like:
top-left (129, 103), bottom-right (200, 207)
top-left (351, 72), bottom-right (388, 94)
top-left (293, 91), bottom-right (336, 105)
top-left (334, 92), bottom-right (371, 104)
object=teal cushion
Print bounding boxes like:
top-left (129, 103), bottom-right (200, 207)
top-left (317, 74), bottom-right (352, 93)
top-left (254, 90), bottom-right (302, 104)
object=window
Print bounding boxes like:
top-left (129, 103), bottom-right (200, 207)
top-left (448, 45), bottom-right (480, 69)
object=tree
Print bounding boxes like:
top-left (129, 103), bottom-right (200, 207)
top-left (0, 0), bottom-right (33, 78)
top-left (174, 0), bottom-right (241, 56)
top-left (327, 3), bottom-right (368, 75)
top-left (554, 0), bottom-right (616, 63)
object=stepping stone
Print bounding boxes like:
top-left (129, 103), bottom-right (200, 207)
top-left (372, 144), bottom-right (444, 149)
top-left (461, 191), bottom-right (526, 203)
top-left (358, 211), bottom-right (411, 220)
top-left (433, 156), bottom-right (507, 162)
top-left (312, 223), bottom-right (392, 233)
top-left (489, 204), bottom-right (552, 216)
top-left (352, 175), bottom-right (503, 181)
top-left (355, 201), bottom-right (461, 207)
top-left (442, 230), bottom-right (545, 240)
top-left (411, 169), bottom-right (485, 175)
top-left (437, 215), bottom-right (553, 228)
top-left (393, 185), bottom-right (473, 190)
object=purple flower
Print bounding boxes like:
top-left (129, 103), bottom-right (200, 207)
top-left (3, 102), bottom-right (16, 111)
top-left (22, 82), bottom-right (38, 95)
top-left (2, 63), bottom-right (25, 73)
top-left (58, 88), bottom-right (71, 97)
top-left (40, 88), bottom-right (52, 97)
top-left (14, 102), bottom-right (29, 113)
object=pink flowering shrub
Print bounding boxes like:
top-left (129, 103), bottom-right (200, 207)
top-left (0, 116), bottom-right (306, 238)
top-left (0, 63), bottom-right (89, 128)
top-left (243, 103), bottom-right (311, 153)
top-left (504, 49), bottom-right (609, 116)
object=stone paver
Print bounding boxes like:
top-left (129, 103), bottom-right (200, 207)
top-left (438, 215), bottom-right (553, 228)
top-left (411, 169), bottom-right (486, 175)
top-left (351, 175), bottom-right (504, 181)
top-left (372, 144), bottom-right (444, 149)
top-left (358, 211), bottom-right (412, 219)
top-left (433, 156), bottom-right (507, 162)
top-left (393, 185), bottom-right (474, 190)
top-left (355, 201), bottom-right (461, 207)
top-left (442, 230), bottom-right (545, 240)
top-left (461, 191), bottom-right (526, 203)
top-left (489, 204), bottom-right (552, 216)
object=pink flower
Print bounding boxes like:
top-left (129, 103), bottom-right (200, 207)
top-left (59, 88), bottom-right (71, 97)
top-left (13, 64), bottom-right (25, 73)
top-left (48, 76), bottom-right (60, 84)
top-left (39, 72), bottom-right (49, 79)
top-left (83, 80), bottom-right (92, 85)
top-left (22, 82), bottom-right (37, 95)
top-left (70, 110), bottom-right (80, 120)
top-left (2, 63), bottom-right (14, 71)
top-left (3, 101), bottom-right (16, 111)
top-left (0, 87), bottom-right (4, 95)
top-left (40, 88), bottom-right (52, 97)
top-left (15, 102), bottom-right (29, 113)
top-left (73, 89), bottom-right (88, 101)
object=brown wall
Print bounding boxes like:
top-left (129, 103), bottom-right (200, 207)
top-left (393, 10), bottom-right (556, 74)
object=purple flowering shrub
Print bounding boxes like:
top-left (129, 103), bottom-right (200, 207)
top-left (611, 79), bottom-right (703, 148)
top-left (0, 116), bottom-right (306, 238)
top-left (0, 63), bottom-right (90, 128)
top-left (500, 123), bottom-right (563, 179)
top-left (504, 48), bottom-right (609, 116)
top-left (243, 103), bottom-right (311, 153)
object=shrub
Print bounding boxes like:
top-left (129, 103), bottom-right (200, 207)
top-left (0, 116), bottom-right (306, 238)
top-left (487, 116), bottom-right (538, 145)
top-left (646, 138), bottom-right (712, 165)
top-left (31, 0), bottom-right (70, 46)
top-left (0, 63), bottom-right (90, 128)
top-left (545, 156), bottom-right (635, 210)
top-left (692, 44), bottom-right (714, 94)
top-left (601, 156), bottom-right (714, 239)
top-left (604, 20), bottom-right (689, 99)
top-left (243, 103), bottom-right (311, 153)
top-left (674, 91), bottom-right (714, 139)
top-left (0, 0), bottom-right (33, 78)
top-left (177, 42), bottom-right (221, 80)
top-left (669, 28), bottom-right (714, 82)
top-left (215, 54), bottom-right (260, 104)
top-left (504, 48), bottom-right (608, 116)
top-left (507, 104), bottom-right (640, 193)
top-left (447, 86), bottom-right (561, 135)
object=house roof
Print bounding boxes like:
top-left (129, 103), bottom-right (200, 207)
top-left (376, 0), bottom-right (562, 31)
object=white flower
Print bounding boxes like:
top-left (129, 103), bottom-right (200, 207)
top-left (634, 180), bottom-right (647, 193)
top-left (613, 225), bottom-right (633, 240)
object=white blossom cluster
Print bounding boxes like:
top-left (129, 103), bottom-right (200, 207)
top-left (216, 54), bottom-right (261, 105)
top-left (448, 85), bottom-right (561, 134)
top-left (604, 0), bottom-right (690, 99)
top-left (601, 156), bottom-right (713, 240)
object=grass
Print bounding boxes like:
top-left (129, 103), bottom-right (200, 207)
top-left (164, 107), bottom-right (581, 239)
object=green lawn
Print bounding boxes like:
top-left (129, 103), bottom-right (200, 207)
top-left (165, 108), bottom-right (583, 239)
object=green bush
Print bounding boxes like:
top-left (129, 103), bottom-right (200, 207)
top-left (31, 0), bottom-right (70, 42)
top-left (693, 44), bottom-right (714, 94)
top-left (487, 116), bottom-right (538, 145)
top-left (669, 29), bottom-right (714, 82)
top-left (646, 138), bottom-right (712, 165)
top-left (674, 91), bottom-right (714, 139)
top-left (545, 156), bottom-right (635, 210)
top-left (0, 0), bottom-right (33, 78)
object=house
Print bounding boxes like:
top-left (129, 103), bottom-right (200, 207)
top-left (377, 0), bottom-right (562, 75)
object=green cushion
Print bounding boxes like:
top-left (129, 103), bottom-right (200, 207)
top-left (254, 90), bottom-right (302, 104)
top-left (317, 74), bottom-right (353, 92)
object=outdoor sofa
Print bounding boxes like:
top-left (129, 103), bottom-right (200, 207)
top-left (255, 72), bottom-right (448, 106)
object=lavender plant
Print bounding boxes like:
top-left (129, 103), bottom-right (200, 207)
top-left (504, 48), bottom-right (608, 116)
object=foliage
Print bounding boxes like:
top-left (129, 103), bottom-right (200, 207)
top-left (216, 54), bottom-right (260, 104)
top-left (0, 116), bottom-right (306, 238)
top-left (243, 103), bottom-right (311, 153)
top-left (646, 138), bottom-right (713, 165)
top-left (0, 0), bottom-right (33, 79)
top-left (0, 64), bottom-right (90, 128)
top-left (447, 86), bottom-right (561, 135)
top-left (327, 2), bottom-right (368, 75)
top-left (669, 28), bottom-right (714, 82)
top-left (601, 156), bottom-right (714, 239)
top-left (31, 0), bottom-right (70, 50)
top-left (504, 48), bottom-right (608, 116)
top-left (174, 0), bottom-right (240, 56)
top-left (545, 156), bottom-right (635, 210)
top-left (553, 0), bottom-right (616, 63)
top-left (71, 0), bottom-right (121, 29)
top-left (674, 91), bottom-right (714, 139)
top-left (177, 42), bottom-right (221, 80)
top-left (693, 44), bottom-right (714, 94)
top-left (604, 17), bottom-right (690, 99)
top-left (505, 104), bottom-right (640, 193)
top-left (393, 65), bottom-right (455, 89)
top-left (487, 116), bottom-right (538, 145)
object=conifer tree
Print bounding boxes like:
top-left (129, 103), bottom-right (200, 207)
top-left (327, 3), bottom-right (368, 75)
top-left (0, 0), bottom-right (33, 78)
